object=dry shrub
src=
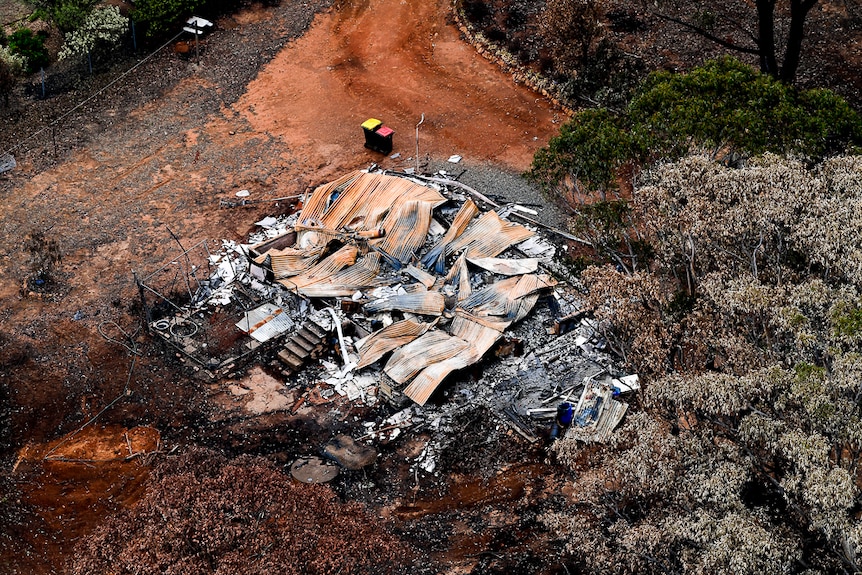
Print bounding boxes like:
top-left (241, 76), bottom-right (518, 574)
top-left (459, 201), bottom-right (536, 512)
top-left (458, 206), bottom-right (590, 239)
top-left (70, 448), bottom-right (413, 575)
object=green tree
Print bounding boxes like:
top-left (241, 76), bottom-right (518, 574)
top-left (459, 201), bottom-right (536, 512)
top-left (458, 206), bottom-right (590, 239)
top-left (530, 108), bottom-right (630, 194)
top-left (132, 0), bottom-right (205, 39)
top-left (529, 58), bottom-right (862, 202)
top-left (7, 28), bottom-right (49, 73)
top-left (24, 0), bottom-right (98, 34)
top-left (58, 6), bottom-right (128, 61)
top-left (48, 0), bottom-right (99, 33)
top-left (629, 58), bottom-right (862, 159)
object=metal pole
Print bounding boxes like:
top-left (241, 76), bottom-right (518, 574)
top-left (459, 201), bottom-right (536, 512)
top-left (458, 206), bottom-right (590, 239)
top-left (40, 67), bottom-right (45, 98)
top-left (195, 30), bottom-right (199, 62)
top-left (131, 20), bottom-right (137, 51)
top-left (133, 270), bottom-right (152, 330)
top-left (415, 113), bottom-right (424, 174)
top-left (87, 51), bottom-right (92, 74)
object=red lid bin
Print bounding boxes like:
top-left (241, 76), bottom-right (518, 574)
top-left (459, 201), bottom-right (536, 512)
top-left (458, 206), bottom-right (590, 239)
top-left (362, 119), bottom-right (394, 154)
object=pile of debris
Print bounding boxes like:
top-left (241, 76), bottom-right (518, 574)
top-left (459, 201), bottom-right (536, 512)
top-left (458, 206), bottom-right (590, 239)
top-left (138, 168), bottom-right (640, 452)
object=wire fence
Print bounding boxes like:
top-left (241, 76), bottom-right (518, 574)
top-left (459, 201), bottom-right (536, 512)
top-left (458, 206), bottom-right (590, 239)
top-left (1, 27), bottom-right (186, 162)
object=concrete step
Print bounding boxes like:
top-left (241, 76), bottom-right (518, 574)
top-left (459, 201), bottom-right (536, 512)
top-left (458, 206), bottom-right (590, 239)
top-left (277, 349), bottom-right (304, 370)
top-left (284, 340), bottom-right (309, 359)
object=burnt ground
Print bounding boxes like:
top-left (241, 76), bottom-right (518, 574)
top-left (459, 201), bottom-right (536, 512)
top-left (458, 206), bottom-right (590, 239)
top-left (0, 0), bottom-right (572, 573)
top-left (461, 0), bottom-right (862, 108)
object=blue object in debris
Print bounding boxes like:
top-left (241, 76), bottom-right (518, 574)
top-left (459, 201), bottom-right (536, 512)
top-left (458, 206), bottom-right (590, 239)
top-left (575, 397), bottom-right (603, 427)
top-left (550, 402), bottom-right (575, 440)
top-left (557, 402), bottom-right (574, 426)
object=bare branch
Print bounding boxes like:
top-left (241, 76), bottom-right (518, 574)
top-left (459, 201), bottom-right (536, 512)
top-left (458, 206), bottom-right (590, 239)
top-left (654, 12), bottom-right (762, 55)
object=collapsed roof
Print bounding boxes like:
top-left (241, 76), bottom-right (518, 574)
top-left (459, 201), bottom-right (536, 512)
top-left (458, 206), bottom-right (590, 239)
top-left (139, 168), bottom-right (639, 441)
top-left (246, 170), bottom-right (557, 405)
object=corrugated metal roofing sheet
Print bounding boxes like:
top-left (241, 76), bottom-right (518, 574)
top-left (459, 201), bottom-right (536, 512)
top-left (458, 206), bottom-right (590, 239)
top-left (447, 211), bottom-right (534, 260)
top-left (405, 265), bottom-right (436, 288)
top-left (287, 171), bottom-right (446, 293)
top-left (467, 256), bottom-right (540, 276)
top-left (403, 317), bottom-right (500, 405)
top-left (235, 303), bottom-right (294, 343)
top-left (375, 200), bottom-right (435, 263)
top-left (385, 331), bottom-right (471, 384)
top-left (421, 199), bottom-right (479, 273)
top-left (364, 291), bottom-right (446, 316)
top-left (403, 354), bottom-right (473, 405)
top-left (298, 172), bottom-right (445, 245)
top-left (278, 244), bottom-right (358, 292)
top-left (257, 245), bottom-right (326, 279)
top-left (356, 319), bottom-right (434, 370)
top-left (459, 274), bottom-right (556, 320)
top-left (296, 253), bottom-right (383, 298)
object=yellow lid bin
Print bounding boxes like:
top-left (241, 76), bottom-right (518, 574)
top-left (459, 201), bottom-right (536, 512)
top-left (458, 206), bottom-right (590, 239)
top-left (361, 118), bottom-right (394, 154)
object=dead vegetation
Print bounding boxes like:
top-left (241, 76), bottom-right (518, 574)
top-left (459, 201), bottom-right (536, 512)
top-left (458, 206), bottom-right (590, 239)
top-left (69, 448), bottom-right (415, 575)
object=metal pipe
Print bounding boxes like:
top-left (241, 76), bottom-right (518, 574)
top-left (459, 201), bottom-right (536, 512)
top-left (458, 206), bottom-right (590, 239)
top-left (415, 113), bottom-right (424, 173)
top-left (326, 307), bottom-right (352, 367)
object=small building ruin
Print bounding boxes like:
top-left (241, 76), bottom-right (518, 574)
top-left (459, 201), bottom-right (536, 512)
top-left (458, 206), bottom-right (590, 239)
top-left (137, 168), bottom-right (637, 441)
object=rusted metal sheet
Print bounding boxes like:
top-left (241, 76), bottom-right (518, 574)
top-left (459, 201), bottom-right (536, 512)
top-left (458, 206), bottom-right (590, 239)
top-left (385, 331), bottom-right (471, 384)
top-left (356, 319), bottom-right (434, 369)
top-left (403, 354), bottom-right (473, 405)
top-left (297, 172), bottom-right (446, 250)
top-left (284, 171), bottom-right (447, 292)
top-left (365, 291), bottom-right (446, 316)
top-left (297, 253), bottom-right (382, 298)
top-left (374, 200), bottom-right (436, 263)
top-left (402, 317), bottom-right (500, 405)
top-left (278, 244), bottom-right (359, 292)
top-left (447, 211), bottom-right (534, 260)
top-left (421, 199), bottom-right (479, 273)
top-left (405, 265), bottom-right (436, 289)
top-left (459, 274), bottom-right (556, 321)
top-left (258, 245), bottom-right (326, 279)
top-left (399, 316), bottom-right (499, 405)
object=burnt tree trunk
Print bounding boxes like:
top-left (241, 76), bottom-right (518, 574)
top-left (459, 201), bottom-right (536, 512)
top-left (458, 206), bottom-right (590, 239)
top-left (780, 0), bottom-right (819, 82)
top-left (756, 0), bottom-right (779, 76)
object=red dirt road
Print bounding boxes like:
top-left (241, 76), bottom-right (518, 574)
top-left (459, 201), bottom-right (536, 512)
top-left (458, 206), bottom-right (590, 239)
top-left (239, 0), bottom-right (561, 175)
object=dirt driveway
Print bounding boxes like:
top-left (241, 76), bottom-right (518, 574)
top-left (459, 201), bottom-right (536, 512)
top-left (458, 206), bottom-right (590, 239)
top-left (239, 0), bottom-right (561, 175)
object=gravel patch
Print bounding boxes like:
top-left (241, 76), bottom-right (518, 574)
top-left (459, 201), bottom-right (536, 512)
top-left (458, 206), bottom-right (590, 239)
top-left (427, 158), bottom-right (570, 231)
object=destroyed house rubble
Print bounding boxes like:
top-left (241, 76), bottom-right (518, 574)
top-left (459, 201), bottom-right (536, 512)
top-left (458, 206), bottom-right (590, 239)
top-left (249, 170), bottom-right (557, 405)
top-left (140, 169), bottom-right (637, 440)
